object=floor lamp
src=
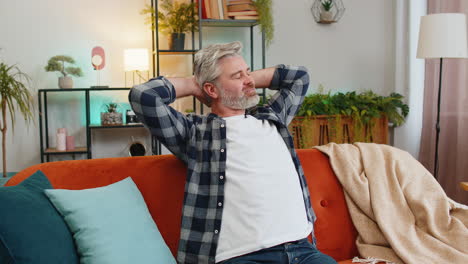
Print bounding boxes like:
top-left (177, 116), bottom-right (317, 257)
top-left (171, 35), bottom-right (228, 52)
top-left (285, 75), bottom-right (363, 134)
top-left (417, 13), bottom-right (468, 179)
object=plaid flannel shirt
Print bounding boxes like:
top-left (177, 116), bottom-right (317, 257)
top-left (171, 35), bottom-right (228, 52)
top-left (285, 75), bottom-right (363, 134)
top-left (129, 64), bottom-right (316, 264)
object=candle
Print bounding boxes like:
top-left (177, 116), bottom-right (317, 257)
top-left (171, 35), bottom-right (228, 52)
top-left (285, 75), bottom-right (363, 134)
top-left (66, 136), bottom-right (75, 151)
top-left (57, 128), bottom-right (67, 135)
top-left (56, 132), bottom-right (66, 151)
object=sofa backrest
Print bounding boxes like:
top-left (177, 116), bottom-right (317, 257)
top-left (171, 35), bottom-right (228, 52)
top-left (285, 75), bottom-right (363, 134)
top-left (8, 149), bottom-right (358, 261)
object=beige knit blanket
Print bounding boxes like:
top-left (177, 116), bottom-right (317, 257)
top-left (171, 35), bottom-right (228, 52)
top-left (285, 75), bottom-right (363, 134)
top-left (315, 143), bottom-right (468, 264)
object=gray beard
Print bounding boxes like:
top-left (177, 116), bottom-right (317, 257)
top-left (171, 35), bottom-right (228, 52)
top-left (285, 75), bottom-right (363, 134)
top-left (219, 89), bottom-right (260, 110)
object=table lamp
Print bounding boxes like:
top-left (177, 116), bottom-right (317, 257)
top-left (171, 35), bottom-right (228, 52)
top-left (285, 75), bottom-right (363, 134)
top-left (124, 48), bottom-right (149, 87)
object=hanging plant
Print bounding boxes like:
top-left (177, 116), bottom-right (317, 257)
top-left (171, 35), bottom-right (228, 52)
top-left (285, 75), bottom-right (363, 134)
top-left (252, 0), bottom-right (274, 47)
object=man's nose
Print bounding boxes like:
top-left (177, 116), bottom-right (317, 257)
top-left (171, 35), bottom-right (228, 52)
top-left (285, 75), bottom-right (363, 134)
top-left (244, 74), bottom-right (254, 85)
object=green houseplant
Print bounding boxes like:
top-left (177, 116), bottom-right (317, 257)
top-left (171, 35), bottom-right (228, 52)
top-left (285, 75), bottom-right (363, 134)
top-left (297, 91), bottom-right (409, 125)
top-left (321, 0), bottom-right (333, 11)
top-left (101, 102), bottom-right (122, 126)
top-left (320, 0), bottom-right (334, 22)
top-left (252, 0), bottom-right (274, 47)
top-left (290, 89), bottom-right (409, 148)
top-left (141, 0), bottom-right (198, 50)
top-left (45, 55), bottom-right (83, 89)
top-left (0, 62), bottom-right (34, 178)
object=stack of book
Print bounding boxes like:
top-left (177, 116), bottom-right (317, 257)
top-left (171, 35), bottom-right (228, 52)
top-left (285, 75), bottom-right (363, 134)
top-left (199, 0), bottom-right (258, 20)
top-left (227, 0), bottom-right (258, 20)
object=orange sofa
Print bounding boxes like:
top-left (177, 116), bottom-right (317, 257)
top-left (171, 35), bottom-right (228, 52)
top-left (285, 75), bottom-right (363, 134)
top-left (7, 149), bottom-right (359, 263)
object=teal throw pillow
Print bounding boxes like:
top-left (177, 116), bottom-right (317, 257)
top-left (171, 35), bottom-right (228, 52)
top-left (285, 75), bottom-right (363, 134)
top-left (0, 170), bottom-right (79, 263)
top-left (45, 177), bottom-right (176, 264)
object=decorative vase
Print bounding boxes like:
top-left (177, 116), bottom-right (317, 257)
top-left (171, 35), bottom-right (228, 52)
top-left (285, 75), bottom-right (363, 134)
top-left (101, 112), bottom-right (123, 126)
top-left (58, 76), bottom-right (73, 89)
top-left (169, 33), bottom-right (185, 50)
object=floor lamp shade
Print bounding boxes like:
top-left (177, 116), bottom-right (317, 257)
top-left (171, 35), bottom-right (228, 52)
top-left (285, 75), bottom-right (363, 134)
top-left (417, 13), bottom-right (467, 59)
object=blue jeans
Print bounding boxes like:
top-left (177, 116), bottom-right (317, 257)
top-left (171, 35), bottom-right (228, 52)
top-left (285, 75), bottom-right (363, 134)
top-left (219, 238), bottom-right (337, 264)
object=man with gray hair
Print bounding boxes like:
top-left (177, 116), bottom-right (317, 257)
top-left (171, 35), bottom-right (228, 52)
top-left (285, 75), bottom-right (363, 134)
top-left (129, 41), bottom-right (336, 264)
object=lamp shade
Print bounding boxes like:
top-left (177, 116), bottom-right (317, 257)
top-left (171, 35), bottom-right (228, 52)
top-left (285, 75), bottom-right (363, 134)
top-left (417, 13), bottom-right (468, 59)
top-left (124, 49), bottom-right (149, 71)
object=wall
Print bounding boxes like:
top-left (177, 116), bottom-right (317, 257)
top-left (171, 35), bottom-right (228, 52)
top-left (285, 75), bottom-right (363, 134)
top-left (1, 0), bottom-right (407, 172)
top-left (269, 0), bottom-right (395, 96)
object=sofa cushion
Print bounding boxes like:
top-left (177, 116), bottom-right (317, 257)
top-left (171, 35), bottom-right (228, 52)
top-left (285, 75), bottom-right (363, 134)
top-left (44, 177), bottom-right (176, 264)
top-left (0, 170), bottom-right (79, 263)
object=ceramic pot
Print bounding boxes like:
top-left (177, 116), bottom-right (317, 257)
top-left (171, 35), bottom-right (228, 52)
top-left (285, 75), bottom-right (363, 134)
top-left (169, 33), bottom-right (185, 50)
top-left (58, 76), bottom-right (73, 89)
top-left (320, 11), bottom-right (334, 22)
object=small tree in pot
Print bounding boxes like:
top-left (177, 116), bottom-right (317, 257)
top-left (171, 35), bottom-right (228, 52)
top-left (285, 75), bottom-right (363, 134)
top-left (141, 0), bottom-right (198, 50)
top-left (0, 62), bottom-right (34, 178)
top-left (45, 55), bottom-right (83, 89)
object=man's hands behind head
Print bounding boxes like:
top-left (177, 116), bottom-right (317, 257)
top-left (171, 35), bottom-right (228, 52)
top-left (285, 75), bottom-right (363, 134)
top-left (191, 76), bottom-right (212, 107)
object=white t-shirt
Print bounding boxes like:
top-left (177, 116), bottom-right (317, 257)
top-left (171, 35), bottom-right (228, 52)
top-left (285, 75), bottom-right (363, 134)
top-left (215, 115), bottom-right (312, 263)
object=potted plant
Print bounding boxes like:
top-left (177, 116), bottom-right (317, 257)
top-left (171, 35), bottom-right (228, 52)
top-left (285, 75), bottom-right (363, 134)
top-left (252, 0), bottom-right (274, 47)
top-left (141, 0), bottom-right (198, 50)
top-left (45, 55), bottom-right (83, 89)
top-left (0, 62), bottom-right (34, 179)
top-left (101, 103), bottom-right (123, 126)
top-left (290, 88), bottom-right (409, 148)
top-left (320, 0), bottom-right (334, 22)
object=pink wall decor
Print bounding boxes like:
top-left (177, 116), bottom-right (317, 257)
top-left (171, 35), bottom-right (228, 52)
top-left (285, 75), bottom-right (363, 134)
top-left (91, 46), bottom-right (106, 70)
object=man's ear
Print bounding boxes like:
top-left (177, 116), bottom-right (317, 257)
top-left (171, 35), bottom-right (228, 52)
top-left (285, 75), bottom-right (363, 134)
top-left (203, 82), bottom-right (219, 99)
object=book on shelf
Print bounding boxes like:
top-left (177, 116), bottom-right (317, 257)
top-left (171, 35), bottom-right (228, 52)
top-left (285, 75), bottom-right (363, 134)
top-left (203, 0), bottom-right (258, 20)
top-left (228, 0), bottom-right (253, 4)
top-left (222, 0), bottom-right (229, 19)
top-left (213, 0), bottom-right (221, 19)
top-left (205, 0), bottom-right (212, 18)
top-left (228, 10), bottom-right (258, 16)
top-left (210, 0), bottom-right (220, 19)
top-left (232, 15), bottom-right (258, 20)
top-left (196, 0), bottom-right (208, 19)
top-left (218, 0), bottom-right (225, 19)
top-left (227, 3), bottom-right (255, 12)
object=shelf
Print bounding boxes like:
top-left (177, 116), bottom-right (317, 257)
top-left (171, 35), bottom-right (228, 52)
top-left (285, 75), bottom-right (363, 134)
top-left (38, 86), bottom-right (156, 162)
top-left (39, 88), bottom-right (131, 92)
top-left (44, 147), bottom-right (88, 154)
top-left (200, 19), bottom-right (258, 27)
top-left (89, 123), bottom-right (145, 129)
top-left (158, 50), bottom-right (198, 55)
